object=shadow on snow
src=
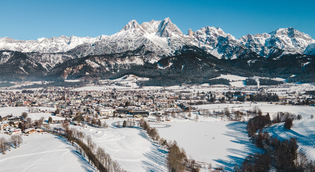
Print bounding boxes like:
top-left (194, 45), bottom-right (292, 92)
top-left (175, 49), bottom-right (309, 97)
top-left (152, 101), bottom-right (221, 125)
top-left (213, 122), bottom-right (264, 171)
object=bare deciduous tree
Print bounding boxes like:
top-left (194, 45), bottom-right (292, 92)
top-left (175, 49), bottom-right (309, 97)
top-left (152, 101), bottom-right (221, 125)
top-left (0, 137), bottom-right (8, 154)
top-left (11, 135), bottom-right (19, 149)
top-left (21, 112), bottom-right (28, 119)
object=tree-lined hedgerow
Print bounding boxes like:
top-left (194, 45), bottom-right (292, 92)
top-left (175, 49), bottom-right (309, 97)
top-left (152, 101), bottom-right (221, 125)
top-left (139, 118), bottom-right (203, 172)
top-left (236, 132), bottom-right (315, 172)
top-left (48, 122), bottom-right (126, 172)
top-left (239, 111), bottom-right (315, 172)
top-left (246, 114), bottom-right (271, 137)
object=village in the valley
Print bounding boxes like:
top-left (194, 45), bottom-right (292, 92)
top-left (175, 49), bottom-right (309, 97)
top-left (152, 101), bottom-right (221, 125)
top-left (1, 76), bottom-right (315, 171)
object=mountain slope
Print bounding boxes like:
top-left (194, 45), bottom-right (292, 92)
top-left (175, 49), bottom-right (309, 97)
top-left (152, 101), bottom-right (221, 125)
top-left (0, 18), bottom-right (315, 83)
top-left (0, 51), bottom-right (47, 80)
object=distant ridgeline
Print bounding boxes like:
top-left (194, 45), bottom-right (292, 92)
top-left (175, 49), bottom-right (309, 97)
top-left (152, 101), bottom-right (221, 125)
top-left (0, 18), bottom-right (315, 85)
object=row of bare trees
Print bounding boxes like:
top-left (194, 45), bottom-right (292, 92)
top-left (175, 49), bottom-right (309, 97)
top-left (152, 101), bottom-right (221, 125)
top-left (139, 118), bottom-right (203, 171)
top-left (239, 110), bottom-right (315, 171)
top-left (54, 122), bottom-right (126, 172)
top-left (236, 131), bottom-right (315, 172)
top-left (0, 135), bottom-right (23, 155)
top-left (117, 119), bottom-right (136, 128)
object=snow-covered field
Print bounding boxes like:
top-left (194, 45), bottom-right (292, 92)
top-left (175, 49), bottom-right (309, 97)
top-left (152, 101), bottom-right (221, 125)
top-left (214, 74), bottom-right (247, 81)
top-left (0, 107), bottom-right (28, 117)
top-left (157, 121), bottom-right (263, 170)
top-left (194, 103), bottom-right (315, 119)
top-left (69, 122), bottom-right (167, 172)
top-left (152, 103), bottom-right (315, 170)
top-left (0, 133), bottom-right (95, 172)
top-left (0, 107), bottom-right (61, 121)
top-left (27, 113), bottom-right (64, 121)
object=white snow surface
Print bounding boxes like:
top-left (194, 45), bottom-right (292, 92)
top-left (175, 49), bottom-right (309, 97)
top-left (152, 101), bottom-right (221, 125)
top-left (0, 133), bottom-right (96, 172)
top-left (0, 107), bottom-right (28, 117)
top-left (27, 113), bottom-right (64, 121)
top-left (0, 36), bottom-right (99, 53)
top-left (304, 43), bottom-right (315, 55)
top-left (157, 121), bottom-right (263, 170)
top-left (214, 74), bottom-right (247, 81)
top-left (0, 107), bottom-right (56, 117)
top-left (70, 123), bottom-right (167, 172)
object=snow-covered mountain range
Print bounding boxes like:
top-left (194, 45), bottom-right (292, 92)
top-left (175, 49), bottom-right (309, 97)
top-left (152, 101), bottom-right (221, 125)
top-left (0, 17), bottom-right (314, 83)
top-left (1, 17), bottom-right (314, 58)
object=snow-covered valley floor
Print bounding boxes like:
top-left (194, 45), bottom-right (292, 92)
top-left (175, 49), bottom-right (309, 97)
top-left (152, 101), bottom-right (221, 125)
top-left (0, 133), bottom-right (96, 172)
top-left (157, 121), bottom-right (263, 170)
top-left (1, 104), bottom-right (315, 171)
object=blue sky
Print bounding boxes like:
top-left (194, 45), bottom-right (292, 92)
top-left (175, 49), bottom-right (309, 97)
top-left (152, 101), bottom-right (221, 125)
top-left (1, 0), bottom-right (314, 40)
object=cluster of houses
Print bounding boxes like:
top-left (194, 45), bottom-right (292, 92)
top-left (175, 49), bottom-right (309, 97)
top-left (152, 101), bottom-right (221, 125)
top-left (0, 83), bottom-right (314, 135)
top-left (0, 121), bottom-right (43, 135)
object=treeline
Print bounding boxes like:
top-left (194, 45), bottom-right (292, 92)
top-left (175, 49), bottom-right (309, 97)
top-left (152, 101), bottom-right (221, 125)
top-left (116, 119), bottom-right (136, 128)
top-left (199, 106), bottom-right (264, 122)
top-left (237, 112), bottom-right (315, 171)
top-left (248, 93), bottom-right (279, 102)
top-left (246, 114), bottom-right (271, 137)
top-left (246, 111), bottom-right (303, 137)
top-left (139, 118), bottom-right (205, 172)
top-left (49, 122), bottom-right (126, 172)
top-left (245, 79), bottom-right (284, 86)
top-left (72, 114), bottom-right (108, 128)
top-left (0, 135), bottom-right (23, 154)
top-left (236, 132), bottom-right (315, 172)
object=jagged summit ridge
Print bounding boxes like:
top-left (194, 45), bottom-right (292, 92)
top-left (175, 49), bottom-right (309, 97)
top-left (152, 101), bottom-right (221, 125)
top-left (239, 27), bottom-right (314, 57)
top-left (156, 17), bottom-right (183, 37)
top-left (0, 18), bottom-right (314, 61)
top-left (0, 35), bottom-right (99, 53)
top-left (122, 20), bottom-right (142, 31)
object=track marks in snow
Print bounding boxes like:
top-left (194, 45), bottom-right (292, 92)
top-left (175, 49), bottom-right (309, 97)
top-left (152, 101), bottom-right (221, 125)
top-left (71, 125), bottom-right (167, 172)
top-left (0, 134), bottom-right (96, 172)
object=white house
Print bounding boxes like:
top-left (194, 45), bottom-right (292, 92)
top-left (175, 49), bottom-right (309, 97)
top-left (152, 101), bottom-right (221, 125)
top-left (100, 109), bottom-right (113, 117)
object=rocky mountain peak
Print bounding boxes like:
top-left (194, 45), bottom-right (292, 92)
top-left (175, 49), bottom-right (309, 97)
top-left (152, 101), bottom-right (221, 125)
top-left (270, 27), bottom-right (312, 41)
top-left (194, 26), bottom-right (234, 40)
top-left (140, 20), bottom-right (160, 34)
top-left (122, 20), bottom-right (141, 31)
top-left (156, 17), bottom-right (183, 37)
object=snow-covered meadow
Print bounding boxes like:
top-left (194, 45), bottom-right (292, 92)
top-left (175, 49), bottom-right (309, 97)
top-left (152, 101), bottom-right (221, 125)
top-left (0, 133), bottom-right (96, 172)
top-left (157, 121), bottom-right (263, 170)
top-left (0, 107), bottom-right (63, 121)
top-left (68, 123), bottom-right (168, 172)
top-left (153, 103), bottom-right (315, 170)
